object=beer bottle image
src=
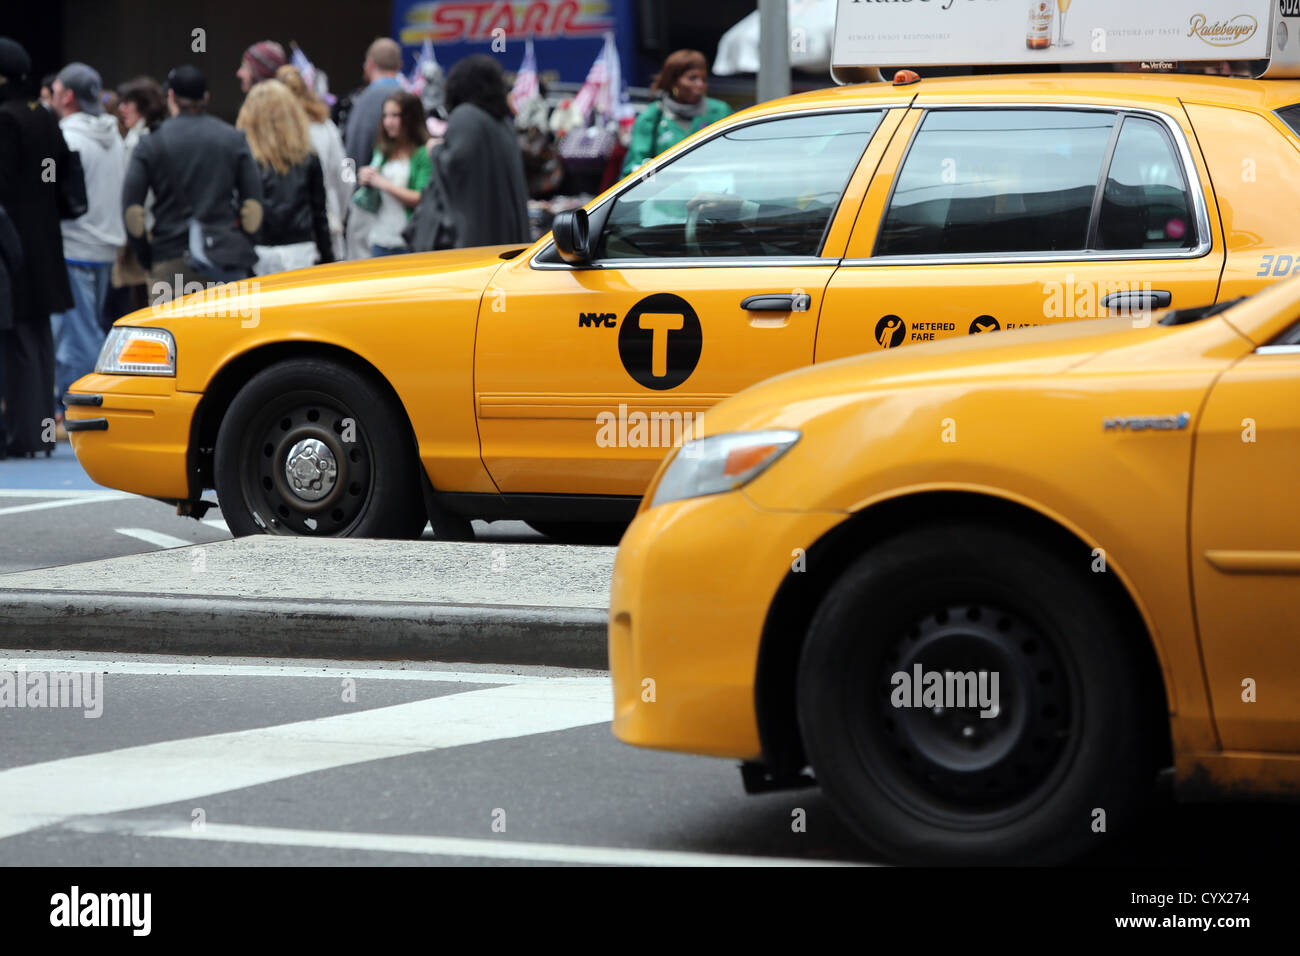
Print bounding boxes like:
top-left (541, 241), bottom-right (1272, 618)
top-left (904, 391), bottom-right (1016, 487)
top-left (1026, 0), bottom-right (1054, 49)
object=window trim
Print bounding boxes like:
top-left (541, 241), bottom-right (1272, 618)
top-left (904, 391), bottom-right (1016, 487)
top-left (1257, 318), bottom-right (1300, 353)
top-left (529, 104), bottom-right (907, 272)
top-left (847, 104), bottom-right (1213, 267)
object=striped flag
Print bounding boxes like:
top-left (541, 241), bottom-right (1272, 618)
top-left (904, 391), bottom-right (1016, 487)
top-left (408, 38), bottom-right (437, 97)
top-left (291, 43), bottom-right (335, 105)
top-left (290, 43), bottom-right (316, 90)
top-left (509, 39), bottom-right (539, 114)
top-left (571, 33), bottom-right (620, 122)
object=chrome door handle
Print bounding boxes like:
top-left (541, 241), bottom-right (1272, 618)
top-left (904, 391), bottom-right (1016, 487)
top-left (741, 293), bottom-right (811, 312)
top-left (1102, 290), bottom-right (1172, 313)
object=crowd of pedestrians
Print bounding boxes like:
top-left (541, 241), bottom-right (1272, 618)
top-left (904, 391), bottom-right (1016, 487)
top-left (0, 32), bottom-right (729, 459)
top-left (0, 35), bottom-right (536, 458)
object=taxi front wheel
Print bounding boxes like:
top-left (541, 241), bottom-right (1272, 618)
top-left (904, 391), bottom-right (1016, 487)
top-left (796, 523), bottom-right (1160, 865)
top-left (213, 359), bottom-right (427, 539)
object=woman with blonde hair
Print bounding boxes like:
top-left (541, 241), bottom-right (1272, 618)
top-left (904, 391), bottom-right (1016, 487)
top-left (276, 64), bottom-right (348, 260)
top-left (235, 79), bottom-right (333, 274)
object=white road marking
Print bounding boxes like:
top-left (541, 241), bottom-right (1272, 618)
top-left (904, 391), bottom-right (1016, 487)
top-left (0, 489), bottom-right (130, 500)
top-left (65, 820), bottom-right (864, 867)
top-left (114, 528), bottom-right (192, 549)
top-left (0, 681), bottom-right (613, 841)
top-left (201, 519), bottom-right (229, 533)
top-left (0, 496), bottom-right (131, 517)
top-left (0, 658), bottom-right (607, 685)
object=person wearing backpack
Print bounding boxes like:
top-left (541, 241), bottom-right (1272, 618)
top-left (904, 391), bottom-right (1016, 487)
top-left (621, 50), bottom-right (730, 178)
top-left (236, 79), bottom-right (333, 275)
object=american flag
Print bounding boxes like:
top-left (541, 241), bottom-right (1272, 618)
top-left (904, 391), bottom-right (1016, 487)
top-left (291, 43), bottom-right (317, 91)
top-left (407, 39), bottom-right (438, 97)
top-left (571, 33), bottom-right (622, 122)
top-left (291, 43), bottom-right (335, 105)
top-left (508, 39), bottom-right (539, 114)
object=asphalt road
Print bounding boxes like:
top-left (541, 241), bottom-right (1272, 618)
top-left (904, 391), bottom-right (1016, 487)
top-left (0, 441), bottom-right (544, 573)
top-left (0, 651), bottom-right (1294, 867)
top-left (0, 652), bottom-right (869, 866)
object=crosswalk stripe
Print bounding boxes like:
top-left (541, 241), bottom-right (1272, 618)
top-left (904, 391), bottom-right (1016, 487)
top-left (0, 496), bottom-right (130, 517)
top-left (65, 820), bottom-right (865, 867)
top-left (0, 681), bottom-right (612, 841)
top-left (115, 528), bottom-right (193, 549)
top-left (0, 489), bottom-right (131, 500)
top-left (0, 657), bottom-right (608, 684)
top-left (201, 519), bottom-right (229, 533)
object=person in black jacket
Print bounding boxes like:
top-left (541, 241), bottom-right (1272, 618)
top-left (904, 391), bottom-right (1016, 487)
top-left (122, 65), bottom-right (263, 290)
top-left (236, 78), bottom-right (333, 275)
top-left (0, 38), bottom-right (77, 458)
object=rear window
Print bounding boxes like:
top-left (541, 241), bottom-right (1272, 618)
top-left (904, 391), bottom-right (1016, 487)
top-left (1095, 116), bottom-right (1197, 251)
top-left (875, 108), bottom-right (1200, 258)
top-left (876, 109), bottom-right (1116, 256)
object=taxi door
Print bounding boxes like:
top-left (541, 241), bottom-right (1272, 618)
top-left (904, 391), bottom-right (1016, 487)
top-left (475, 107), bottom-right (907, 496)
top-left (1189, 328), bottom-right (1300, 753)
top-left (816, 105), bottom-right (1224, 362)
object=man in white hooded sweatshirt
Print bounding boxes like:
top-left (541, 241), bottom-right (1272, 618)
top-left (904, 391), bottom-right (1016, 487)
top-left (50, 62), bottom-right (126, 417)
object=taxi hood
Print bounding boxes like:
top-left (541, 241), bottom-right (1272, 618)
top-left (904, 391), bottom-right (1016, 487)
top-left (129, 245), bottom-right (527, 323)
top-left (702, 316), bottom-right (1208, 433)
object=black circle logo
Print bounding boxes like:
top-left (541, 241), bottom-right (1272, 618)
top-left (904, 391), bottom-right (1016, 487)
top-left (875, 315), bottom-right (906, 350)
top-left (618, 293), bottom-right (703, 390)
top-left (969, 315), bottom-right (1001, 335)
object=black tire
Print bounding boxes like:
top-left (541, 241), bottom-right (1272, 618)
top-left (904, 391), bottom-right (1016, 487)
top-left (214, 359), bottom-right (427, 539)
top-left (796, 523), bottom-right (1159, 865)
top-left (527, 521), bottom-right (629, 546)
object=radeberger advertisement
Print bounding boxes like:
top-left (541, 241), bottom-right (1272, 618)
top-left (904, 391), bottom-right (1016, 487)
top-left (832, 0), bottom-right (1296, 74)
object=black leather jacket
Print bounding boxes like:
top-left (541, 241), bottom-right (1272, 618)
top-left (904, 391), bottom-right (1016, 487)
top-left (256, 154), bottom-right (333, 263)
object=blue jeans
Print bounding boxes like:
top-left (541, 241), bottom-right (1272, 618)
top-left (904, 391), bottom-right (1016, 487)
top-left (51, 261), bottom-right (112, 408)
top-left (370, 243), bottom-right (408, 258)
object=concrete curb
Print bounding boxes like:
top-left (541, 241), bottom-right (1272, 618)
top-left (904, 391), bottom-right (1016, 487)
top-left (0, 590), bottom-right (610, 669)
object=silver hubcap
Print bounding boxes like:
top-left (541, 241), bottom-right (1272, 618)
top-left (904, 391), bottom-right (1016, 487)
top-left (283, 438), bottom-right (337, 502)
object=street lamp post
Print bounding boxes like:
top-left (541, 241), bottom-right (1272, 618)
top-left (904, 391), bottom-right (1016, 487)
top-left (756, 0), bottom-right (791, 103)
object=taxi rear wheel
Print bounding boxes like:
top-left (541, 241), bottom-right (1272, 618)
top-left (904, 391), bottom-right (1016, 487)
top-left (214, 359), bottom-right (427, 539)
top-left (796, 523), bottom-right (1158, 865)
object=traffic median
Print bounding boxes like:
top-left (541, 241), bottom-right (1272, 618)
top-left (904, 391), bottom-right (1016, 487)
top-left (0, 537), bottom-right (614, 669)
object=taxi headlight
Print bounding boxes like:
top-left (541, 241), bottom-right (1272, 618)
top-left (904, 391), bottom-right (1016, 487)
top-left (649, 430), bottom-right (800, 509)
top-left (95, 327), bottom-right (176, 376)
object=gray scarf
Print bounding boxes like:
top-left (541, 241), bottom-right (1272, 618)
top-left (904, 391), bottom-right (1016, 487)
top-left (660, 92), bottom-right (706, 122)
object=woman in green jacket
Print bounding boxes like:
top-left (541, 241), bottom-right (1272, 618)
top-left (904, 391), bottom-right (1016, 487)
top-left (621, 49), bottom-right (730, 178)
top-left (356, 91), bottom-right (431, 256)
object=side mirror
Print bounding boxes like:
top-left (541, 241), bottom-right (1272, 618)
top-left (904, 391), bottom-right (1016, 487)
top-left (552, 208), bottom-right (593, 266)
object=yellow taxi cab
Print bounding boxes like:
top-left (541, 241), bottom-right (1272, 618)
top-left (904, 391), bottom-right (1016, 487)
top-left (608, 277), bottom-right (1300, 864)
top-left (66, 31), bottom-right (1300, 540)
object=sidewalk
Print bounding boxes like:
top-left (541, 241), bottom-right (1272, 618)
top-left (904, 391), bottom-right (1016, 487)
top-left (0, 537), bottom-right (615, 668)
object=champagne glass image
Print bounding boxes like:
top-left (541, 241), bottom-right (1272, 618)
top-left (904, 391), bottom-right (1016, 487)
top-left (1057, 0), bottom-right (1073, 47)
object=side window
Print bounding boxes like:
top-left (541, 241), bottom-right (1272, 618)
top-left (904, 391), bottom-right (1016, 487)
top-left (875, 109), bottom-right (1116, 256)
top-left (598, 111), bottom-right (882, 260)
top-left (1095, 116), bottom-right (1197, 251)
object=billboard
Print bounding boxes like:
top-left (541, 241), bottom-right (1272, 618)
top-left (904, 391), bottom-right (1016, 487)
top-left (392, 0), bottom-right (638, 84)
top-left (831, 0), bottom-right (1300, 78)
